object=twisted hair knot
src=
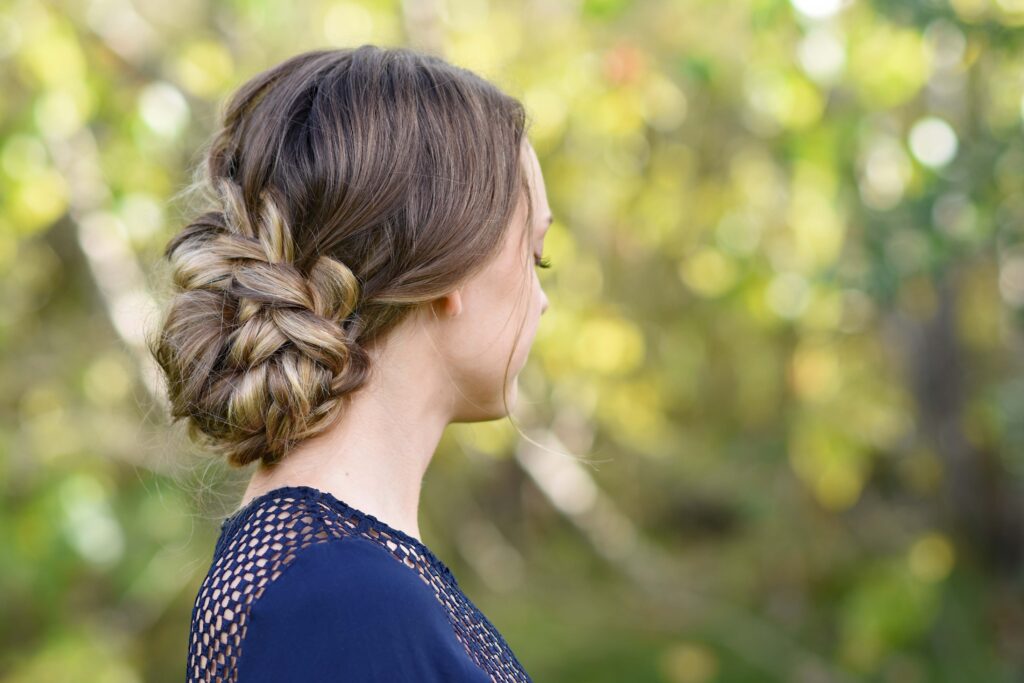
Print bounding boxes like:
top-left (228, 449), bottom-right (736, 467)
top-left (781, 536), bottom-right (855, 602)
top-left (154, 178), bottom-right (372, 467)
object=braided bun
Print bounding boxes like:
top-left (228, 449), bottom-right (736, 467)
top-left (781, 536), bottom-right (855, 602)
top-left (147, 46), bottom-right (531, 468)
top-left (151, 179), bottom-right (371, 467)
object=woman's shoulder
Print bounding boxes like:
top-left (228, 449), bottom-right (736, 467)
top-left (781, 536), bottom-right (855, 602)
top-left (191, 484), bottom-right (453, 640)
top-left (186, 487), bottom-right (491, 682)
top-left (247, 532), bottom-right (444, 614)
top-left (241, 532), bottom-right (455, 641)
top-left (204, 484), bottom-right (457, 597)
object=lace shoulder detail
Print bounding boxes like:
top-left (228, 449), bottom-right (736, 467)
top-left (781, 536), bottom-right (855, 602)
top-left (185, 485), bottom-right (532, 683)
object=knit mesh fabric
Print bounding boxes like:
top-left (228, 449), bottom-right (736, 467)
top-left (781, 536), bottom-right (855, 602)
top-left (185, 485), bottom-right (531, 682)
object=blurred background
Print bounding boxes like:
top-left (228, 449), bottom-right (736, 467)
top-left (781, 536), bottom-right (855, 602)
top-left (2, 0), bottom-right (1023, 681)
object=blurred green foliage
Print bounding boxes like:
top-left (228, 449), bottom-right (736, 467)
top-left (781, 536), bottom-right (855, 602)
top-left (1, 0), bottom-right (1023, 681)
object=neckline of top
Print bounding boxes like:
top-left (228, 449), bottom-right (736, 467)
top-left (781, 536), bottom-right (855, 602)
top-left (220, 484), bottom-right (455, 578)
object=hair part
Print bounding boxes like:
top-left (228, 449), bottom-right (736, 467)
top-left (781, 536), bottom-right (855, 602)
top-left (147, 45), bottom-right (535, 468)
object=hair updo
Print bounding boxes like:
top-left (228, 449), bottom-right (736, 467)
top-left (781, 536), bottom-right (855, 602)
top-left (147, 45), bottom-right (534, 468)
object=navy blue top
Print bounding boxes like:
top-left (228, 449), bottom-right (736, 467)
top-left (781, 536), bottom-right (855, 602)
top-left (185, 485), bottom-right (532, 682)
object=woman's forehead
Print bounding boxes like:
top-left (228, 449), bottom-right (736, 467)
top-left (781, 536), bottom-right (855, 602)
top-left (521, 145), bottom-right (549, 221)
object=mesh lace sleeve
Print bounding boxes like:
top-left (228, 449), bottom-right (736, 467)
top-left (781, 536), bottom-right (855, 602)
top-left (232, 535), bottom-right (492, 682)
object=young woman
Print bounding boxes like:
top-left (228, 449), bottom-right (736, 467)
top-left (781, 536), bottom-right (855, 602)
top-left (148, 44), bottom-right (552, 682)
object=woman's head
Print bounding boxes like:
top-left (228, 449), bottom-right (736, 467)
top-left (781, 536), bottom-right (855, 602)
top-left (148, 45), bottom-right (550, 468)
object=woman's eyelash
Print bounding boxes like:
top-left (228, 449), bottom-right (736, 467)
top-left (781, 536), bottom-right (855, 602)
top-left (534, 255), bottom-right (552, 269)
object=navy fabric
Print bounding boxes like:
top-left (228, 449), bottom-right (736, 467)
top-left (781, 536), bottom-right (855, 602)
top-left (236, 536), bottom-right (490, 681)
top-left (185, 485), bottom-right (532, 682)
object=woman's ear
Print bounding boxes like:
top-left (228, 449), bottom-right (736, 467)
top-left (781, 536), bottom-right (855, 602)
top-left (435, 289), bottom-right (463, 318)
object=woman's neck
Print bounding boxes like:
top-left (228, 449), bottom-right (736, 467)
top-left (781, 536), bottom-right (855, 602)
top-left (238, 332), bottom-right (455, 543)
